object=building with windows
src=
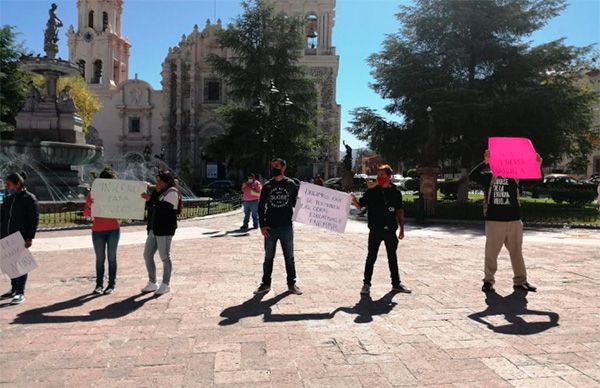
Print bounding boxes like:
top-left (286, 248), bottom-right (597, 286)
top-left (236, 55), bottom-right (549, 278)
top-left (67, 0), bottom-right (340, 181)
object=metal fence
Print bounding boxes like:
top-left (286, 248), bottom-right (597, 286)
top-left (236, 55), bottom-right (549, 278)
top-left (37, 196), bottom-right (242, 230)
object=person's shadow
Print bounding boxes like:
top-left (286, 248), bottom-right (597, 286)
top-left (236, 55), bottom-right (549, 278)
top-left (468, 290), bottom-right (559, 335)
top-left (12, 293), bottom-right (156, 325)
top-left (331, 292), bottom-right (399, 323)
top-left (219, 292), bottom-right (291, 326)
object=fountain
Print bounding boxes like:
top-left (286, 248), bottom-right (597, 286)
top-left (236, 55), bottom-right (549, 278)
top-left (0, 3), bottom-right (102, 201)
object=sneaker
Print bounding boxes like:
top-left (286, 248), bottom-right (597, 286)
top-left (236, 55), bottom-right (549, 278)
top-left (93, 286), bottom-right (104, 295)
top-left (392, 284), bottom-right (412, 294)
top-left (482, 282), bottom-right (495, 293)
top-left (360, 284), bottom-right (370, 295)
top-left (253, 283), bottom-right (271, 295)
top-left (141, 281), bottom-right (159, 293)
top-left (240, 225), bottom-right (249, 230)
top-left (104, 286), bottom-right (114, 295)
top-left (288, 284), bottom-right (303, 295)
top-left (514, 282), bottom-right (537, 292)
top-left (10, 294), bottom-right (25, 305)
top-left (1, 290), bottom-right (15, 300)
top-left (155, 283), bottom-right (171, 295)
top-left (252, 225), bottom-right (258, 230)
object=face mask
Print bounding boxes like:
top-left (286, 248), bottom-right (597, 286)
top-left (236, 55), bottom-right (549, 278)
top-left (377, 176), bottom-right (390, 186)
top-left (6, 188), bottom-right (17, 196)
top-left (271, 168), bottom-right (282, 177)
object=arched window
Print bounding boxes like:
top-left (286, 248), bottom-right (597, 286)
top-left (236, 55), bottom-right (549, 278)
top-left (102, 12), bottom-right (108, 31)
top-left (88, 10), bottom-right (94, 28)
top-left (306, 14), bottom-right (318, 49)
top-left (92, 60), bottom-right (102, 84)
top-left (78, 59), bottom-right (86, 79)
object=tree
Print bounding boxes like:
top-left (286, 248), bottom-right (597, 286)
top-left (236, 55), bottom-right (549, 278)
top-left (207, 0), bottom-right (323, 175)
top-left (57, 76), bottom-right (101, 131)
top-left (348, 0), bottom-right (597, 174)
top-left (0, 25), bottom-right (31, 133)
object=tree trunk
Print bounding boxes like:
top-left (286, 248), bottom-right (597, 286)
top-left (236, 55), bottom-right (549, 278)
top-left (457, 168), bottom-right (469, 204)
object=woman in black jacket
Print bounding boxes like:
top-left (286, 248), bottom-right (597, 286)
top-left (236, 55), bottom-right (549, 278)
top-left (0, 172), bottom-right (39, 305)
top-left (140, 171), bottom-right (181, 296)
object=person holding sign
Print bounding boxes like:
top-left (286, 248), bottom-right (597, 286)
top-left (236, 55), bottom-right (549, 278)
top-left (83, 169), bottom-right (121, 295)
top-left (0, 172), bottom-right (39, 305)
top-left (241, 173), bottom-right (262, 230)
top-left (351, 165), bottom-right (411, 295)
top-left (140, 171), bottom-right (182, 296)
top-left (254, 158), bottom-right (302, 295)
top-left (469, 149), bottom-right (542, 293)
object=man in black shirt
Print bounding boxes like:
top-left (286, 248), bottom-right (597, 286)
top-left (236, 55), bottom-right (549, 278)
top-left (469, 150), bottom-right (541, 293)
top-left (255, 158), bottom-right (302, 295)
top-left (351, 165), bottom-right (411, 295)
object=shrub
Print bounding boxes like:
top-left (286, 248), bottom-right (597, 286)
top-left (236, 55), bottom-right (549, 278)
top-left (439, 179), bottom-right (460, 199)
top-left (549, 188), bottom-right (597, 206)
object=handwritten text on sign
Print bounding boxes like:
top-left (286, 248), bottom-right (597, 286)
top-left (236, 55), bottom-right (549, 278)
top-left (0, 232), bottom-right (38, 279)
top-left (91, 179), bottom-right (147, 220)
top-left (488, 137), bottom-right (542, 179)
top-left (293, 183), bottom-right (351, 233)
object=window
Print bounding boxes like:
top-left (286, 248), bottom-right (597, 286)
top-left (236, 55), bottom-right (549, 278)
top-left (306, 14), bottom-right (318, 49)
top-left (92, 60), bottom-right (102, 84)
top-left (78, 60), bottom-right (86, 79)
top-left (129, 117), bottom-right (141, 133)
top-left (204, 79), bottom-right (221, 103)
top-left (88, 10), bottom-right (94, 28)
top-left (102, 12), bottom-right (108, 31)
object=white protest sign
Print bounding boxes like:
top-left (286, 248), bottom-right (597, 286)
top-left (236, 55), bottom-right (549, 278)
top-left (293, 182), bottom-right (351, 233)
top-left (0, 232), bottom-right (38, 279)
top-left (91, 179), bottom-right (147, 220)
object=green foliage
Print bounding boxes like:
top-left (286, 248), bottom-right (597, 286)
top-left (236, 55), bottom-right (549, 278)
top-left (206, 0), bottom-right (321, 175)
top-left (549, 187), bottom-right (597, 206)
top-left (0, 25), bottom-right (31, 134)
top-left (347, 0), bottom-right (598, 170)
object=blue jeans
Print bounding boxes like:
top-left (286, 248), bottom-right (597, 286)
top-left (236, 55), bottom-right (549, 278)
top-left (143, 231), bottom-right (173, 285)
top-left (261, 224), bottom-right (296, 286)
top-left (243, 200), bottom-right (259, 227)
top-left (92, 230), bottom-right (120, 288)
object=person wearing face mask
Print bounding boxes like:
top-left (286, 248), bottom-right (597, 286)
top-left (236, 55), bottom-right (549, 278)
top-left (254, 158), bottom-right (302, 295)
top-left (140, 171), bottom-right (182, 296)
top-left (241, 173), bottom-right (262, 230)
top-left (0, 172), bottom-right (39, 305)
top-left (351, 165), bottom-right (411, 295)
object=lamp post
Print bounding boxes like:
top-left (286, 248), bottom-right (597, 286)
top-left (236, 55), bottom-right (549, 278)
top-left (253, 80), bottom-right (293, 178)
top-left (416, 105), bottom-right (441, 217)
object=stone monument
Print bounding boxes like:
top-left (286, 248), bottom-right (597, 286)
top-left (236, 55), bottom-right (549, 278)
top-left (416, 106), bottom-right (441, 216)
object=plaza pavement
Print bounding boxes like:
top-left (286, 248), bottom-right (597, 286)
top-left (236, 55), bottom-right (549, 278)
top-left (0, 211), bottom-right (599, 387)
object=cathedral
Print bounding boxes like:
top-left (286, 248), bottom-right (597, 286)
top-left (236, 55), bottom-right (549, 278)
top-left (67, 0), bottom-right (341, 181)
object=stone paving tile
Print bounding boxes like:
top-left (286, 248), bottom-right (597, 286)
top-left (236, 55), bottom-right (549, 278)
top-left (0, 213), bottom-right (599, 387)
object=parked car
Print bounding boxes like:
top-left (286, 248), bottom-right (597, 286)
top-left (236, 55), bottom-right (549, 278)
top-left (195, 180), bottom-right (239, 199)
top-left (587, 172), bottom-right (600, 185)
top-left (392, 174), bottom-right (410, 189)
top-left (524, 174), bottom-right (597, 204)
top-left (324, 176), bottom-right (368, 191)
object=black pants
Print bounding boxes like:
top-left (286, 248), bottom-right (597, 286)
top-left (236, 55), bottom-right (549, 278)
top-left (11, 274), bottom-right (28, 295)
top-left (363, 229), bottom-right (401, 287)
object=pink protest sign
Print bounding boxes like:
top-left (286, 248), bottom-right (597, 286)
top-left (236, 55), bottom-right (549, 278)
top-left (488, 137), bottom-right (541, 179)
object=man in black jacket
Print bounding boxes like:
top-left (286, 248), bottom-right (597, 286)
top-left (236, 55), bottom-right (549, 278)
top-left (469, 150), bottom-right (541, 293)
top-left (254, 158), bottom-right (302, 295)
top-left (0, 172), bottom-right (39, 305)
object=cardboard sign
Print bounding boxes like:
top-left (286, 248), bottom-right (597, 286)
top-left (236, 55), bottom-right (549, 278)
top-left (488, 137), bottom-right (542, 179)
top-left (0, 232), bottom-right (38, 279)
top-left (293, 182), bottom-right (351, 233)
top-left (91, 179), bottom-right (147, 220)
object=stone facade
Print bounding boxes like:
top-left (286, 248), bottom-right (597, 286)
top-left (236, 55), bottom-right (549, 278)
top-left (67, 0), bottom-right (341, 180)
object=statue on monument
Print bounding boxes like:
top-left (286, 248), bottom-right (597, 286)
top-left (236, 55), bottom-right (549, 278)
top-left (57, 85), bottom-right (77, 113)
top-left (22, 81), bottom-right (42, 112)
top-left (44, 3), bottom-right (63, 59)
top-left (342, 140), bottom-right (354, 191)
top-left (342, 140), bottom-right (353, 172)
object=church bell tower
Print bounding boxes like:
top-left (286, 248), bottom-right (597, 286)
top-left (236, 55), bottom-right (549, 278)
top-left (67, 0), bottom-right (131, 89)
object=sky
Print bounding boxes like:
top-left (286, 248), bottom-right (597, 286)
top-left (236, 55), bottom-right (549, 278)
top-left (1, 0), bottom-right (599, 150)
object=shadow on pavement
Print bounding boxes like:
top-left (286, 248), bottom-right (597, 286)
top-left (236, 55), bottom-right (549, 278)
top-left (468, 290), bottom-right (559, 335)
top-left (219, 291), bottom-right (291, 326)
top-left (12, 293), bottom-right (156, 324)
top-left (222, 291), bottom-right (402, 325)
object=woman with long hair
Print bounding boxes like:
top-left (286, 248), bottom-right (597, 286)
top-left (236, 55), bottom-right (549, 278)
top-left (140, 171), bottom-right (181, 295)
top-left (83, 169), bottom-right (121, 295)
top-left (0, 172), bottom-right (39, 305)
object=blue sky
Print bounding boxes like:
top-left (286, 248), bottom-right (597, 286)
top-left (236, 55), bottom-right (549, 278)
top-left (1, 0), bottom-right (598, 149)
